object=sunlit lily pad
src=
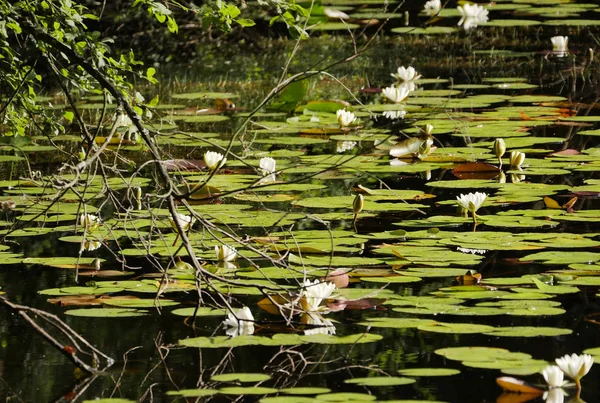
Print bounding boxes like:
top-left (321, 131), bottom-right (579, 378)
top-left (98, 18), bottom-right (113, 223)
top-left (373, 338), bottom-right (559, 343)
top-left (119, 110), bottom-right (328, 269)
top-left (220, 386), bottom-right (278, 395)
top-left (344, 377), bottom-right (415, 386)
top-left (484, 327), bottom-right (572, 337)
top-left (212, 373), bottom-right (271, 382)
top-left (397, 368), bottom-right (460, 377)
top-left (65, 308), bottom-right (148, 317)
top-left (315, 392), bottom-right (376, 401)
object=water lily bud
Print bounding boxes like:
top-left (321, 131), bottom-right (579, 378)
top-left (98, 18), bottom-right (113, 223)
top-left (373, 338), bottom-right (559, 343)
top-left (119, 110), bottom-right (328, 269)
top-left (418, 137), bottom-right (433, 159)
top-left (493, 138), bottom-right (506, 161)
top-left (423, 124), bottom-right (434, 136)
top-left (353, 194), bottom-right (364, 214)
top-left (509, 151), bottom-right (526, 169)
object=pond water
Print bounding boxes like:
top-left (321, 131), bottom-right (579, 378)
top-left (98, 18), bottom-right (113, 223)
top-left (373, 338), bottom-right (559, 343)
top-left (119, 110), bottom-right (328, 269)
top-left (3, 2), bottom-right (600, 402)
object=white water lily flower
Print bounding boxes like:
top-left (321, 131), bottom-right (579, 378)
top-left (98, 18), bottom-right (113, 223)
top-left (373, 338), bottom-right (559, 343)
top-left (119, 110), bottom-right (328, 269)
top-left (81, 240), bottom-right (101, 252)
top-left (391, 66), bottom-right (422, 82)
top-left (336, 109), bottom-right (357, 127)
top-left (259, 156), bottom-right (277, 182)
top-left (423, 0), bottom-right (441, 16)
top-left (204, 151), bottom-right (226, 171)
top-left (382, 110), bottom-right (406, 120)
top-left (551, 36), bottom-right (568, 53)
top-left (458, 3), bottom-right (489, 30)
top-left (259, 157), bottom-right (276, 175)
top-left (456, 192), bottom-right (487, 213)
top-left (301, 279), bottom-right (336, 312)
top-left (336, 140), bottom-right (357, 153)
top-left (324, 7), bottom-right (349, 20)
top-left (302, 313), bottom-right (336, 335)
top-left (382, 85), bottom-right (411, 103)
top-left (80, 214), bottom-right (101, 231)
top-left (555, 353), bottom-right (593, 384)
top-left (223, 306), bottom-right (254, 337)
top-left (509, 150), bottom-right (526, 169)
top-left (542, 365), bottom-right (568, 388)
top-left (169, 212), bottom-right (194, 231)
top-left (215, 244), bottom-right (237, 262)
top-left (543, 387), bottom-right (567, 403)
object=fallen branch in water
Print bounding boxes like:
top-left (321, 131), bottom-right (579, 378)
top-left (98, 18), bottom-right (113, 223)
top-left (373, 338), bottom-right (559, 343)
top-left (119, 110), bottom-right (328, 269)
top-left (0, 296), bottom-right (114, 373)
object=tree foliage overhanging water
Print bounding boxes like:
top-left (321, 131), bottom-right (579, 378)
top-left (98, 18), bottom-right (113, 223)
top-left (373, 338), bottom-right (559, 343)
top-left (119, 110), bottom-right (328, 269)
top-left (2, 1), bottom-right (600, 402)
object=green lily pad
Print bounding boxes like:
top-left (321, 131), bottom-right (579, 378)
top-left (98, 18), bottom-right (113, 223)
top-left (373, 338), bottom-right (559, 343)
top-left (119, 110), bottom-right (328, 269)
top-left (220, 386), bottom-right (279, 395)
top-left (344, 377), bottom-right (415, 386)
top-left (397, 368), bottom-right (460, 377)
top-left (65, 308), bottom-right (148, 317)
top-left (212, 373), bottom-right (271, 382)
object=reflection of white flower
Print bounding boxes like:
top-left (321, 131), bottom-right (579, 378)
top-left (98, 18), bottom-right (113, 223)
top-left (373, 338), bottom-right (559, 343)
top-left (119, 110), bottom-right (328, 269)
top-left (555, 353), bottom-right (594, 383)
top-left (301, 279), bottom-right (336, 312)
top-left (541, 365), bottom-right (568, 388)
top-left (215, 244), bottom-right (237, 262)
top-left (457, 247), bottom-right (486, 255)
top-left (391, 66), bottom-right (421, 82)
top-left (456, 192), bottom-right (487, 213)
top-left (303, 313), bottom-right (336, 335)
top-left (324, 8), bottom-right (349, 20)
top-left (382, 110), bottom-right (406, 120)
top-left (80, 214), bottom-right (101, 231)
top-left (543, 388), bottom-right (567, 403)
top-left (336, 141), bottom-right (357, 153)
top-left (423, 0), bottom-right (442, 16)
top-left (169, 213), bottom-right (194, 231)
top-left (204, 151), bottom-right (226, 171)
top-left (382, 85), bottom-right (411, 103)
top-left (336, 109), bottom-right (357, 127)
top-left (223, 307), bottom-right (254, 337)
top-left (551, 36), bottom-right (568, 53)
top-left (458, 3), bottom-right (488, 30)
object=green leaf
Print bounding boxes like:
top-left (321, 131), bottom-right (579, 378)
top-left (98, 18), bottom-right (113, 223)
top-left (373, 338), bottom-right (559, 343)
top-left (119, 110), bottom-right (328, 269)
top-left (146, 67), bottom-right (158, 84)
top-left (236, 18), bottom-right (255, 27)
top-left (63, 111), bottom-right (74, 123)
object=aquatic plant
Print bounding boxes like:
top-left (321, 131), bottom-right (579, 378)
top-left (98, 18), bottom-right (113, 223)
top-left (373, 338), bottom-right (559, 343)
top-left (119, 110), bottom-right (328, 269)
top-left (541, 365), bottom-right (567, 389)
top-left (301, 279), bottom-right (336, 312)
top-left (555, 354), bottom-right (593, 388)
top-left (382, 85), bottom-right (411, 103)
top-left (336, 109), bottom-right (356, 128)
top-left (223, 307), bottom-right (254, 337)
top-left (215, 244), bottom-right (237, 262)
top-left (204, 151), bottom-right (226, 171)
top-left (457, 3), bottom-right (489, 30)
top-left (391, 66), bottom-right (421, 82)
top-left (423, 0), bottom-right (441, 16)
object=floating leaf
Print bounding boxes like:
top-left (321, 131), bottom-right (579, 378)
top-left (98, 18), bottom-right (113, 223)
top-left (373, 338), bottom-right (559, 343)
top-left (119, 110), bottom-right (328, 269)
top-left (212, 373), bottom-right (271, 382)
top-left (344, 377), bottom-right (415, 386)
